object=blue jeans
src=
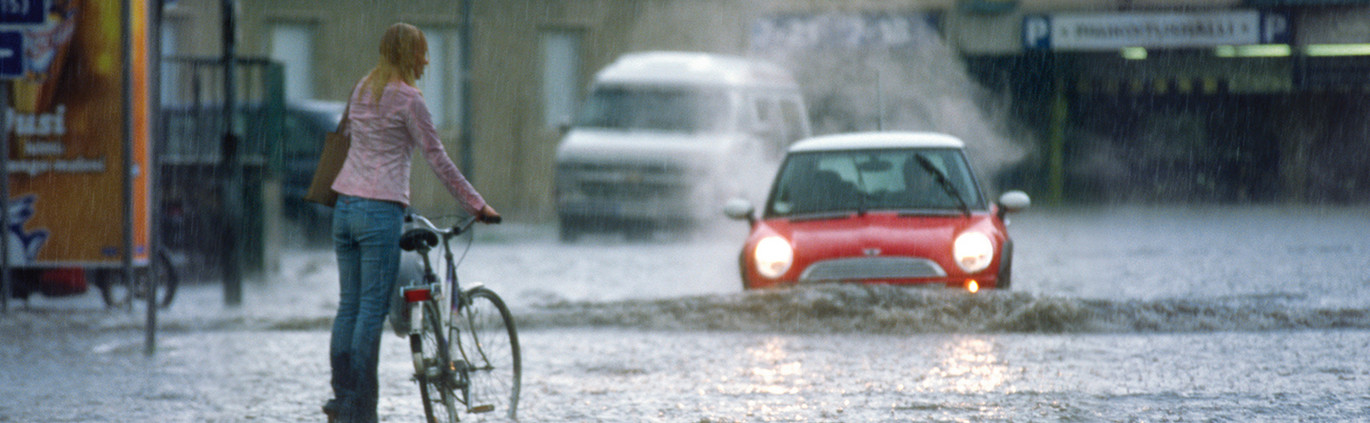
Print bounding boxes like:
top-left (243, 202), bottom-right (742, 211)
top-left (330, 195), bottom-right (403, 423)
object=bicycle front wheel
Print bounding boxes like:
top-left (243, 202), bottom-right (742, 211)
top-left (152, 250), bottom-right (179, 308)
top-left (454, 287), bottom-right (521, 420)
top-left (98, 251), bottom-right (179, 309)
top-left (411, 301), bottom-right (460, 423)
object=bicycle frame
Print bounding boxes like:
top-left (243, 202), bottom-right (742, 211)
top-left (398, 214), bottom-right (485, 410)
top-left (396, 211), bottom-right (519, 421)
top-left (399, 214), bottom-right (466, 359)
top-left (401, 214), bottom-right (487, 310)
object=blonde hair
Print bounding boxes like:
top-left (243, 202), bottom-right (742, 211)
top-left (364, 23), bottom-right (427, 102)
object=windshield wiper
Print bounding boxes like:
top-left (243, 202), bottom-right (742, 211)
top-left (914, 154), bottom-right (970, 217)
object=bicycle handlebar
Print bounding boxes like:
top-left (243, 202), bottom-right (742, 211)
top-left (451, 214), bottom-right (501, 235)
top-left (404, 212), bottom-right (501, 240)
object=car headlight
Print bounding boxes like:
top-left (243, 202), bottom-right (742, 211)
top-left (953, 231), bottom-right (994, 273)
top-left (754, 236), bottom-right (793, 279)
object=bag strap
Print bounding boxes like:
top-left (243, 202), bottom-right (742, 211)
top-left (337, 77), bottom-right (366, 132)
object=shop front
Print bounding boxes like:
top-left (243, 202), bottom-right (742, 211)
top-left (958, 3), bottom-right (1370, 203)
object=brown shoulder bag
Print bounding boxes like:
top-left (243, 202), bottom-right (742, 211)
top-left (303, 86), bottom-right (356, 207)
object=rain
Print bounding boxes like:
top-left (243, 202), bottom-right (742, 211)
top-left (4, 1), bottom-right (1370, 422)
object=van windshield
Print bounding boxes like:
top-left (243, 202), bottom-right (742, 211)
top-left (575, 86), bottom-right (732, 133)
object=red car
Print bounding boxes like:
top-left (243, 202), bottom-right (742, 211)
top-left (724, 132), bottom-right (1030, 292)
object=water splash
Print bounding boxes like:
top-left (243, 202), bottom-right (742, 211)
top-left (518, 284), bottom-right (1370, 334)
top-left (750, 12), bottom-right (1029, 190)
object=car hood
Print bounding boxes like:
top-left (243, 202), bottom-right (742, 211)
top-left (768, 212), bottom-right (995, 260)
top-left (555, 128), bottom-right (735, 168)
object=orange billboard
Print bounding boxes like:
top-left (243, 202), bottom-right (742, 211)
top-left (6, 0), bottom-right (150, 268)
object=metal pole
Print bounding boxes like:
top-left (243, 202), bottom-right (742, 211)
top-left (1, 83), bottom-right (9, 314)
top-left (119, 0), bottom-right (139, 337)
top-left (875, 68), bottom-right (884, 131)
top-left (220, 0), bottom-right (241, 306)
top-left (145, 0), bottom-right (162, 355)
top-left (119, 0), bottom-right (135, 321)
top-left (1047, 71), bottom-right (1067, 206)
top-left (458, 0), bottom-right (474, 181)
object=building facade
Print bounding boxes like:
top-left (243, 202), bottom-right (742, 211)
top-left (162, 0), bottom-right (1370, 220)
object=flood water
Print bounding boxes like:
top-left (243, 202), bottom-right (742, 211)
top-left (2, 205), bottom-right (1368, 421)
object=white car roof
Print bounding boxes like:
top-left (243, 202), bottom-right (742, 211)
top-left (788, 131), bottom-right (965, 153)
top-left (595, 51), bottom-right (798, 88)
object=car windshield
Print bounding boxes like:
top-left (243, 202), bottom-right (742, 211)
top-left (765, 148), bottom-right (986, 217)
top-left (574, 85), bottom-right (733, 133)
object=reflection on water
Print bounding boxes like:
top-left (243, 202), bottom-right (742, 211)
top-left (714, 335), bottom-right (1018, 421)
top-left (743, 337), bottom-right (805, 395)
top-left (707, 336), bottom-right (836, 420)
top-left (922, 337), bottom-right (1010, 394)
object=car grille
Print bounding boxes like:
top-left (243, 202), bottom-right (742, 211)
top-left (579, 180), bottom-right (686, 200)
top-left (560, 161), bottom-right (692, 201)
top-left (799, 257), bottom-right (946, 282)
top-left (560, 161), bottom-right (687, 176)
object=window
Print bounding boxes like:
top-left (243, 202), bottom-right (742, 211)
top-left (575, 86), bottom-right (731, 133)
top-left (749, 96), bottom-right (808, 157)
top-left (540, 30), bottom-right (581, 127)
top-left (269, 23), bottom-right (315, 100)
top-left (159, 19), bottom-right (179, 104)
top-left (779, 99), bottom-right (809, 143)
top-left (419, 26), bottom-right (463, 130)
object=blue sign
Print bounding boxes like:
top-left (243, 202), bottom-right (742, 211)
top-left (0, 31), bottom-right (21, 78)
top-left (1260, 11), bottom-right (1291, 44)
top-left (0, 0), bottom-right (44, 26)
top-left (1022, 15), bottom-right (1051, 50)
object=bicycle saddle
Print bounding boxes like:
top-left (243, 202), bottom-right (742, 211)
top-left (399, 229), bottom-right (439, 251)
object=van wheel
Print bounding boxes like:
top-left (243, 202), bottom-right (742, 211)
top-left (558, 222), bottom-right (581, 243)
top-left (623, 224), bottom-right (653, 242)
top-left (558, 215), bottom-right (587, 243)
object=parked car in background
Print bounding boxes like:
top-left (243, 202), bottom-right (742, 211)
top-left (554, 51), bottom-right (811, 242)
top-left (160, 100), bottom-right (344, 252)
top-left (725, 132), bottom-right (1030, 291)
top-left (280, 100), bottom-right (346, 244)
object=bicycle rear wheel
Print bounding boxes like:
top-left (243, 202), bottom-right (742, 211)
top-left (98, 250), bottom-right (179, 309)
top-left (454, 287), bottom-right (521, 420)
top-left (411, 301), bottom-right (460, 423)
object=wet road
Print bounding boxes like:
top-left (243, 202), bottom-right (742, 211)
top-left (2, 205), bottom-right (1369, 421)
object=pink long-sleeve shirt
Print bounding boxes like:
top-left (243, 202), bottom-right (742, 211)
top-left (332, 78), bottom-right (485, 214)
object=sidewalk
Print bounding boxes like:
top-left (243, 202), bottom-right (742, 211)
top-left (0, 219), bottom-right (555, 335)
top-left (0, 248), bottom-right (342, 336)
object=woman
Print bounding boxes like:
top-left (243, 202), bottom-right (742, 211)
top-left (325, 23), bottom-right (498, 423)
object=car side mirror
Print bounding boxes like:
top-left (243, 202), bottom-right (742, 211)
top-left (996, 190), bottom-right (1030, 219)
top-left (723, 198), bottom-right (755, 225)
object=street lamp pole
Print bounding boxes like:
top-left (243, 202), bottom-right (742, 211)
top-left (220, 0), bottom-right (242, 306)
top-left (458, 0), bottom-right (474, 182)
top-left (1, 84), bottom-right (9, 314)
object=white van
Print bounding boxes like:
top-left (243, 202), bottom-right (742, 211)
top-left (554, 51), bottom-right (811, 241)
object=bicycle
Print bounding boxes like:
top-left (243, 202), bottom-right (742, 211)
top-left (92, 249), bottom-right (179, 309)
top-left (397, 212), bottom-right (521, 422)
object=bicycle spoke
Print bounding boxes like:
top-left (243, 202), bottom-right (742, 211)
top-left (413, 302), bottom-right (459, 423)
top-left (453, 288), bottom-right (521, 420)
top-left (400, 212), bottom-right (519, 422)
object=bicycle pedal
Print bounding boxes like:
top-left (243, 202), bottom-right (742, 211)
top-left (470, 404), bottom-right (496, 414)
